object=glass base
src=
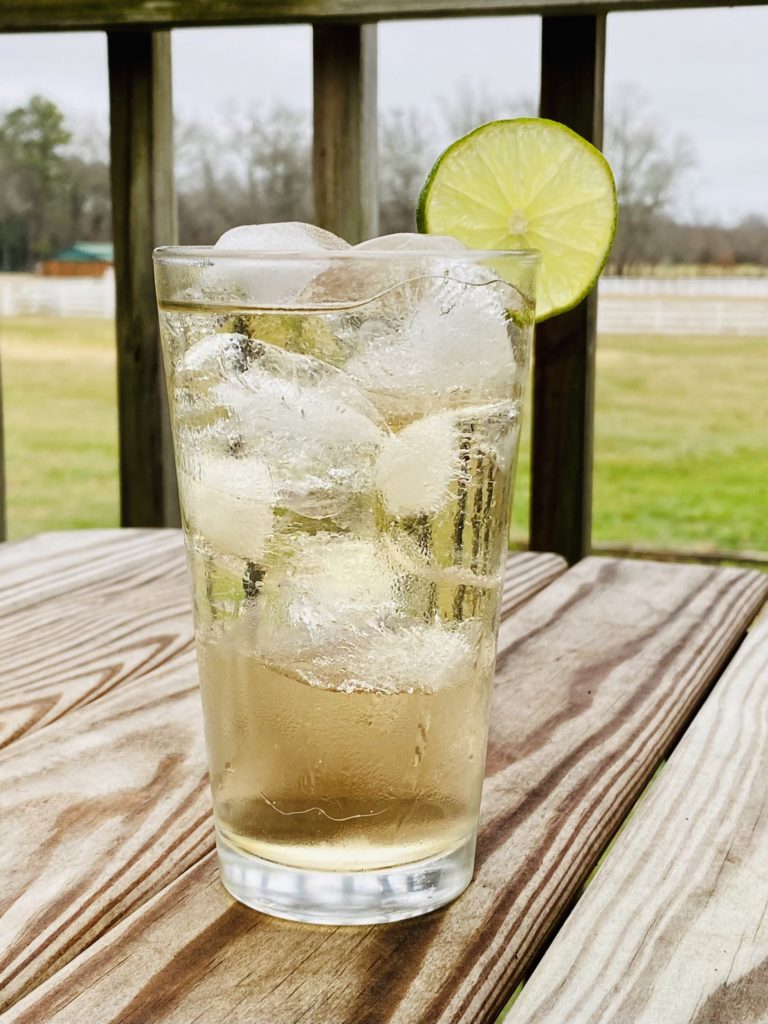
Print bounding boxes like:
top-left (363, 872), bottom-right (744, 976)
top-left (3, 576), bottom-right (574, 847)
top-left (216, 830), bottom-right (476, 925)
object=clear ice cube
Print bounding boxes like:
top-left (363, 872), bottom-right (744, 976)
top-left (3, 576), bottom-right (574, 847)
top-left (255, 534), bottom-right (397, 664)
top-left (343, 270), bottom-right (526, 423)
top-left (354, 233), bottom-right (467, 253)
top-left (215, 221), bottom-right (350, 253)
top-left (176, 332), bottom-right (390, 520)
top-left (253, 530), bottom-right (491, 695)
top-left (375, 409), bottom-right (463, 517)
top-left (375, 400), bottom-right (519, 518)
top-left (307, 618), bottom-right (489, 695)
top-left (177, 331), bottom-right (255, 380)
top-left (208, 222), bottom-right (350, 305)
top-left (179, 453), bottom-right (274, 560)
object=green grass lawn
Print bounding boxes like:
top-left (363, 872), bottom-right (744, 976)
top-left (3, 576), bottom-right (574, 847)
top-left (1, 317), bottom-right (120, 537)
top-left (510, 331), bottom-right (768, 552)
top-left (2, 316), bottom-right (766, 553)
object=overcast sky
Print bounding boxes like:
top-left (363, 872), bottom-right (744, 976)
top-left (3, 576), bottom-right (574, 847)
top-left (0, 9), bottom-right (766, 225)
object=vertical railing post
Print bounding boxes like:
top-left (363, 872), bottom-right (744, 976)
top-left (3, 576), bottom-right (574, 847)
top-left (312, 22), bottom-right (378, 244)
top-left (107, 30), bottom-right (179, 527)
top-left (531, 15), bottom-right (606, 563)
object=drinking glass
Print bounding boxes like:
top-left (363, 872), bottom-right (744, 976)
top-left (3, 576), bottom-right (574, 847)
top-left (154, 245), bottom-right (538, 923)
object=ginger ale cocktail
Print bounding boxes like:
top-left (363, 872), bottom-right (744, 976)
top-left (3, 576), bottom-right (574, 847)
top-left (155, 229), bottom-right (539, 923)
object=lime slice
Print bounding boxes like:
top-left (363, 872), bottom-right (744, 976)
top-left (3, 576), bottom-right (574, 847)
top-left (417, 118), bottom-right (617, 322)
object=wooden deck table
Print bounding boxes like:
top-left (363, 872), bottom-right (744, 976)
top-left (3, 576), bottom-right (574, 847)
top-left (1, 529), bottom-right (766, 1023)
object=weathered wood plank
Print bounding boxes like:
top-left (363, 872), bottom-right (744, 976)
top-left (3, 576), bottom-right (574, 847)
top-left (0, 529), bottom-right (182, 617)
top-left (0, 537), bottom-right (551, 749)
top-left (508, 614), bottom-right (768, 1024)
top-left (530, 15), bottom-right (605, 564)
top-left (0, 350), bottom-right (6, 542)
top-left (108, 30), bottom-right (179, 528)
top-left (313, 22), bottom-right (378, 242)
top-left (0, 531), bottom-right (191, 748)
top-left (0, 657), bottom-right (208, 1013)
top-left (0, 540), bottom-right (562, 1012)
top-left (500, 550), bottom-right (565, 616)
top-left (5, 559), bottom-right (766, 1023)
top-left (0, 0), bottom-right (763, 33)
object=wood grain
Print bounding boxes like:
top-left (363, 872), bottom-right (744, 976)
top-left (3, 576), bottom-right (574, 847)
top-left (0, 535), bottom-right (562, 1012)
top-left (0, 656), bottom-right (209, 1013)
top-left (0, 531), bottom-right (191, 748)
top-left (508, 612), bottom-right (768, 1023)
top-left (108, 31), bottom-right (179, 528)
top-left (0, 530), bottom-right (183, 617)
top-left (0, 536), bottom-right (554, 748)
top-left (530, 15), bottom-right (605, 564)
top-left (0, 348), bottom-right (6, 542)
top-left (5, 557), bottom-right (766, 1024)
top-left (501, 550), bottom-right (565, 617)
top-left (0, 0), bottom-right (763, 34)
top-left (313, 22), bottom-right (378, 243)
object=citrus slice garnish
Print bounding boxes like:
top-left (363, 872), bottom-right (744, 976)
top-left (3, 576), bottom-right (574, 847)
top-left (417, 118), bottom-right (617, 321)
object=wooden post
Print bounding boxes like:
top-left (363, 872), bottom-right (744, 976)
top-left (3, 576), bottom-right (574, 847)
top-left (108, 30), bottom-right (179, 527)
top-left (531, 15), bottom-right (606, 563)
top-left (313, 22), bottom-right (378, 244)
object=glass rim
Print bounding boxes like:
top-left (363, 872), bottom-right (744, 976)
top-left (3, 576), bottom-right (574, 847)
top-left (153, 245), bottom-right (541, 265)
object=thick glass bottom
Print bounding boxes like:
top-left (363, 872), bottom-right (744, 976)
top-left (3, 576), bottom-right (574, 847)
top-left (216, 829), bottom-right (477, 925)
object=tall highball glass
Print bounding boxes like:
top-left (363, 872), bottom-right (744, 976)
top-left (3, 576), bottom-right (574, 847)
top-left (154, 245), bottom-right (539, 923)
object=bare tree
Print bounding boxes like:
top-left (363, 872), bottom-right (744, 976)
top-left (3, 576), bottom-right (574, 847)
top-left (378, 109), bottom-right (435, 234)
top-left (176, 104), bottom-right (312, 244)
top-left (377, 88), bottom-right (535, 236)
top-left (6, 89), bottom-right (762, 270)
top-left (440, 83), bottom-right (535, 141)
top-left (605, 87), bottom-right (696, 272)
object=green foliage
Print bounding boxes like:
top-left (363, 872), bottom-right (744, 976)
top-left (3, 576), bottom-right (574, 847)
top-left (0, 97), bottom-right (110, 270)
top-left (2, 317), bottom-right (766, 556)
top-left (0, 96), bottom-right (72, 266)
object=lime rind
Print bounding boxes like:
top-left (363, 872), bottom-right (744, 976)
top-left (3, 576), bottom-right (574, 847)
top-left (417, 118), bottom-right (617, 322)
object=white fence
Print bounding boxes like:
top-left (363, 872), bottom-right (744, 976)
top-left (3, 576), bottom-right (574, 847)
top-left (598, 274), bottom-right (768, 335)
top-left (597, 294), bottom-right (768, 335)
top-left (1, 271), bottom-right (767, 336)
top-left (599, 275), bottom-right (768, 298)
top-left (0, 271), bottom-right (116, 318)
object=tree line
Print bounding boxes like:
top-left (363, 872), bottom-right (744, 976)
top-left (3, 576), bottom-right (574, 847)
top-left (1, 92), bottom-right (766, 274)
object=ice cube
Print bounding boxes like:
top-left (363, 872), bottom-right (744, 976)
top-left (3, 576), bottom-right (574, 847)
top-left (314, 619), bottom-right (488, 694)
top-left (180, 453), bottom-right (274, 560)
top-left (375, 400), bottom-right (519, 518)
top-left (177, 331), bottom-right (254, 379)
top-left (302, 234), bottom-right (466, 310)
top-left (255, 534), bottom-right (397, 664)
top-left (354, 233), bottom-right (467, 252)
top-left (376, 410), bottom-right (463, 517)
top-left (208, 222), bottom-right (350, 305)
top-left (344, 271), bottom-right (525, 422)
top-left (215, 222), bottom-right (350, 253)
top-left (203, 337), bottom-right (390, 519)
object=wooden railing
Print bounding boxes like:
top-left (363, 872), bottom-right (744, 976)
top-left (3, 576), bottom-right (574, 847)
top-left (0, 0), bottom-right (758, 561)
